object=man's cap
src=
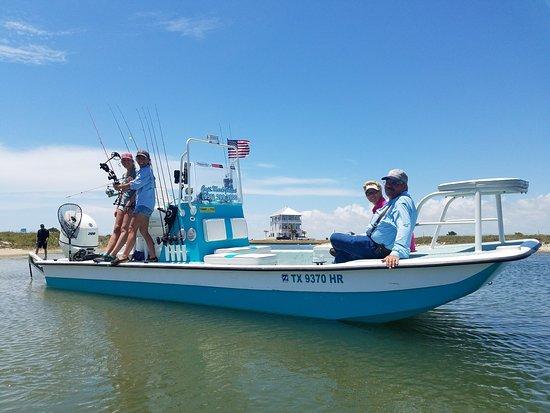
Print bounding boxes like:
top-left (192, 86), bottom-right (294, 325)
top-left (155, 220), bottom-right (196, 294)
top-left (136, 150), bottom-right (150, 160)
top-left (382, 169), bottom-right (408, 184)
top-left (40, 224), bottom-right (45, 228)
top-left (121, 152), bottom-right (133, 160)
top-left (363, 180), bottom-right (381, 192)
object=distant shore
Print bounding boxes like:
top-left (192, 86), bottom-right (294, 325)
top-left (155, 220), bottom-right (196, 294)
top-left (252, 240), bottom-right (550, 252)
top-left (251, 239), bottom-right (328, 245)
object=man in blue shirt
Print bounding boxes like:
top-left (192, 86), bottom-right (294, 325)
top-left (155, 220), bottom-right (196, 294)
top-left (330, 169), bottom-right (417, 268)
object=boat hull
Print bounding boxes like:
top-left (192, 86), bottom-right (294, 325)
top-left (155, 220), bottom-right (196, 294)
top-left (41, 261), bottom-right (504, 323)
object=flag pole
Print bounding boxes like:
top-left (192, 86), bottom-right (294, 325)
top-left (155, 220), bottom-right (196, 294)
top-left (218, 123), bottom-right (229, 170)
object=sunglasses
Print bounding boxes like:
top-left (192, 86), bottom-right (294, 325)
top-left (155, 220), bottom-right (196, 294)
top-left (384, 178), bottom-right (404, 186)
top-left (365, 189), bottom-right (379, 196)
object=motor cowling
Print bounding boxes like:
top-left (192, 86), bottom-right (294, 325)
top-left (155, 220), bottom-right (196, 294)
top-left (59, 213), bottom-right (99, 259)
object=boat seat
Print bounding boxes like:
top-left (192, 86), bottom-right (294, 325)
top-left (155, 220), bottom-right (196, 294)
top-left (214, 245), bottom-right (271, 254)
top-left (204, 253), bottom-right (277, 265)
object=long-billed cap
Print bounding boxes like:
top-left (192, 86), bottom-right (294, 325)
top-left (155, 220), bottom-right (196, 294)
top-left (136, 150), bottom-right (150, 160)
top-left (121, 152), bottom-right (133, 160)
top-left (381, 169), bottom-right (408, 184)
top-left (363, 180), bottom-right (382, 192)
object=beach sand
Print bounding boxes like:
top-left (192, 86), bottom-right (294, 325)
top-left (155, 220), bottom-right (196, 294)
top-left (0, 248), bottom-right (62, 258)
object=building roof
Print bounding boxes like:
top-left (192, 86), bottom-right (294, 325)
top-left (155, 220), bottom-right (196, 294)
top-left (270, 206), bottom-right (302, 217)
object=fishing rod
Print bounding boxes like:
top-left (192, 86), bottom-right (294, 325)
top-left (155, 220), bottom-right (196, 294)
top-left (117, 104), bottom-right (139, 151)
top-left (87, 107), bottom-right (115, 172)
top-left (86, 107), bottom-right (129, 210)
top-left (145, 108), bottom-right (171, 246)
top-left (154, 106), bottom-right (184, 250)
top-left (148, 107), bottom-right (180, 250)
top-left (87, 107), bottom-right (123, 199)
top-left (147, 107), bottom-right (170, 206)
top-left (108, 104), bottom-right (131, 152)
top-left (66, 183), bottom-right (111, 198)
top-left (138, 107), bottom-right (166, 240)
top-left (156, 105), bottom-right (177, 203)
top-left (143, 107), bottom-right (166, 208)
top-left (137, 108), bottom-right (151, 154)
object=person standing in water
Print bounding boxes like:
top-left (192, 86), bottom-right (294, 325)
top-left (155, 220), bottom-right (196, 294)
top-left (35, 224), bottom-right (50, 259)
top-left (111, 150), bottom-right (157, 265)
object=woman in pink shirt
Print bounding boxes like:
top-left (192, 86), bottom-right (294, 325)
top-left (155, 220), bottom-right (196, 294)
top-left (363, 180), bottom-right (417, 252)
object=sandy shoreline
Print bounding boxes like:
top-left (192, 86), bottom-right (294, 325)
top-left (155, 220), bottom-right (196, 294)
top-left (1, 244), bottom-right (549, 258)
top-left (0, 248), bottom-right (62, 258)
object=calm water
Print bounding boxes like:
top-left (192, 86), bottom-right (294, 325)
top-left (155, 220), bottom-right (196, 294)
top-left (1, 253), bottom-right (548, 411)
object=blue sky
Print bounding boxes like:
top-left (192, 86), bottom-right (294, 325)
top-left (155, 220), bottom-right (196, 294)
top-left (0, 1), bottom-right (549, 237)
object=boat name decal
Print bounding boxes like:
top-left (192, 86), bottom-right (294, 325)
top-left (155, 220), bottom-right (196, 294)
top-left (281, 273), bottom-right (344, 284)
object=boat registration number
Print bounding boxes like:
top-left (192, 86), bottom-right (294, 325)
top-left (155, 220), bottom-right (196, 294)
top-left (281, 273), bottom-right (344, 284)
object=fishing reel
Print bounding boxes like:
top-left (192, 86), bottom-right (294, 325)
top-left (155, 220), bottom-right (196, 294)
top-left (105, 186), bottom-right (118, 197)
top-left (157, 204), bottom-right (179, 234)
top-left (99, 152), bottom-right (121, 185)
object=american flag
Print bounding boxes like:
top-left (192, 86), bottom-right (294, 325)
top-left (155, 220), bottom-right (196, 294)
top-left (227, 139), bottom-right (250, 159)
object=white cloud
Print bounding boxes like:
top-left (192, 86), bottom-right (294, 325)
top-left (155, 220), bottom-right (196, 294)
top-left (244, 187), bottom-right (357, 197)
top-left (243, 176), bottom-right (358, 197)
top-left (0, 43), bottom-right (66, 65)
top-left (2, 20), bottom-right (75, 37)
top-left (160, 17), bottom-right (221, 39)
top-left (0, 144), bottom-right (179, 234)
top-left (0, 144), bottom-right (112, 192)
top-left (0, 20), bottom-right (76, 65)
top-left (4, 21), bottom-right (49, 36)
top-left (255, 163), bottom-right (276, 169)
top-left (301, 204), bottom-right (372, 238)
top-left (247, 176), bottom-right (337, 186)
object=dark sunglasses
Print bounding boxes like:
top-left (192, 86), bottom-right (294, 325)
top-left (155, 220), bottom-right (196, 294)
top-left (384, 178), bottom-right (403, 186)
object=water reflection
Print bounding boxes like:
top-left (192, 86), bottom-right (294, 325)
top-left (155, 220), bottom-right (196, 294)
top-left (1, 254), bottom-right (548, 411)
top-left (37, 292), bottom-right (544, 411)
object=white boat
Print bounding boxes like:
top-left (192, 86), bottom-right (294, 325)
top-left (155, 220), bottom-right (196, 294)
top-left (29, 138), bottom-right (540, 323)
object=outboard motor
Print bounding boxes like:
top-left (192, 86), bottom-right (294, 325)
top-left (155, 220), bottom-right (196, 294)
top-left (58, 203), bottom-right (99, 260)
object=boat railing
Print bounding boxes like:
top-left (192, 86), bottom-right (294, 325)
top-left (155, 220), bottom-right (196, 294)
top-left (415, 178), bottom-right (529, 253)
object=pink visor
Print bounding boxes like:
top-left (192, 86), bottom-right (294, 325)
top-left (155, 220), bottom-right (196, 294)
top-left (120, 152), bottom-right (133, 160)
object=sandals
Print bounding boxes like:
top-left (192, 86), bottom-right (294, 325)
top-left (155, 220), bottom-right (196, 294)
top-left (94, 254), bottom-right (115, 263)
top-left (110, 256), bottom-right (158, 265)
top-left (110, 257), bottom-right (129, 266)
